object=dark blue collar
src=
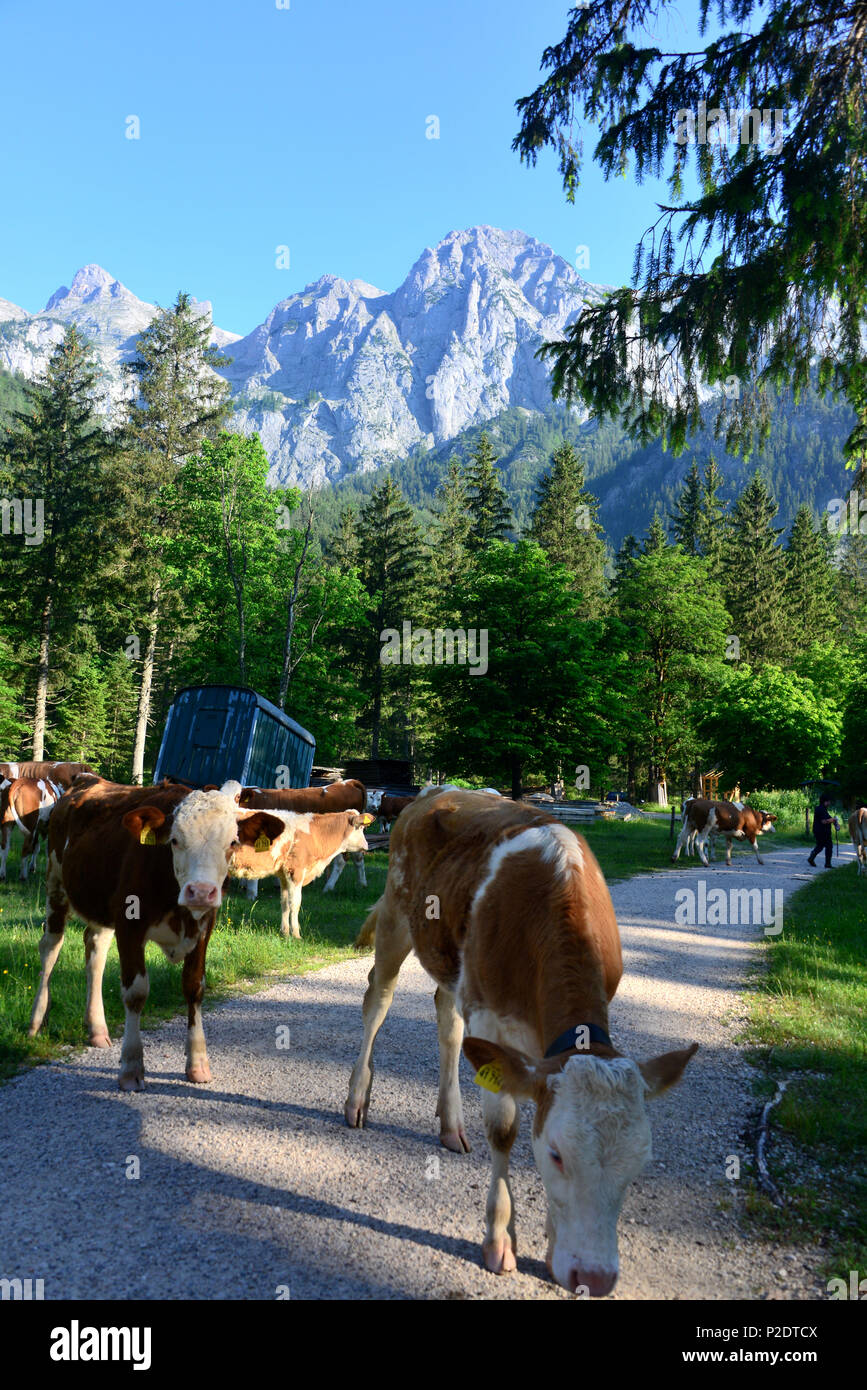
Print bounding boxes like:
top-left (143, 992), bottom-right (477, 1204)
top-left (545, 1023), bottom-right (613, 1058)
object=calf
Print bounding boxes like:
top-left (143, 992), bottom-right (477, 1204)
top-left (672, 797), bottom-right (776, 867)
top-left (0, 760), bottom-right (93, 792)
top-left (230, 807), bottom-right (373, 936)
top-left (27, 778), bottom-right (282, 1090)
top-left (849, 805), bottom-right (867, 877)
top-left (0, 777), bottom-right (62, 880)
top-left (345, 788), bottom-right (696, 1295)
top-left (239, 780), bottom-right (369, 900)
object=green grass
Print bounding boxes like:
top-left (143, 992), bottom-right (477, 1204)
top-left (741, 862), bottom-right (867, 1278)
top-left (0, 845), bottom-right (388, 1082)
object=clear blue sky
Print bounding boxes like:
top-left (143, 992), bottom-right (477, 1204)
top-left (0, 0), bottom-right (696, 333)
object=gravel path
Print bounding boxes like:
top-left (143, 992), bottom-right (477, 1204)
top-left (0, 841), bottom-right (851, 1300)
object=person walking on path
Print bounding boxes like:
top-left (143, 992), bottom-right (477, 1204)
top-left (808, 793), bottom-right (839, 868)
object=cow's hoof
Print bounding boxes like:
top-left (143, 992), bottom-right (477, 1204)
top-left (440, 1128), bottom-right (471, 1154)
top-left (186, 1060), bottom-right (212, 1084)
top-left (89, 1031), bottom-right (112, 1048)
top-left (483, 1237), bottom-right (517, 1275)
top-left (344, 1098), bottom-right (369, 1129)
top-left (118, 1070), bottom-right (145, 1092)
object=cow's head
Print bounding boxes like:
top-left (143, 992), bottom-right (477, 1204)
top-left (123, 791), bottom-right (284, 916)
top-left (342, 810), bottom-right (374, 855)
top-left (758, 812), bottom-right (777, 834)
top-left (463, 1036), bottom-right (698, 1297)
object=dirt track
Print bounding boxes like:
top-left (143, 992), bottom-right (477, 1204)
top-left (0, 842), bottom-right (850, 1300)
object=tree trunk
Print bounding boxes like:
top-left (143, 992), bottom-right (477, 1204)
top-left (131, 579), bottom-right (161, 785)
top-left (510, 753), bottom-right (523, 802)
top-left (32, 590), bottom-right (53, 759)
top-left (626, 745), bottom-right (637, 804)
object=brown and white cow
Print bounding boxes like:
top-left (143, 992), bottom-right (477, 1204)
top-left (0, 760), bottom-right (93, 791)
top-left (238, 780), bottom-right (369, 899)
top-left (27, 777), bottom-right (282, 1090)
top-left (229, 802), bottom-right (373, 936)
top-left (0, 777), bottom-right (62, 881)
top-left (672, 798), bottom-right (776, 867)
top-left (345, 787), bottom-right (697, 1296)
top-left (849, 804), bottom-right (867, 877)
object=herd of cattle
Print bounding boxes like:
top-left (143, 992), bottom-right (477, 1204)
top-left (0, 760), bottom-right (864, 1295)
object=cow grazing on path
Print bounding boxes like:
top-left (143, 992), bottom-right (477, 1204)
top-left (27, 777), bottom-right (283, 1090)
top-left (849, 805), bottom-right (867, 877)
top-left (238, 780), bottom-right (369, 900)
top-left (0, 777), bottom-right (62, 881)
top-left (672, 798), bottom-right (776, 867)
top-left (230, 807), bottom-right (373, 936)
top-left (345, 788), bottom-right (697, 1296)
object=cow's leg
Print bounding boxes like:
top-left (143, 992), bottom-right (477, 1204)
top-left (27, 851), bottom-right (69, 1037)
top-left (278, 870), bottom-right (303, 938)
top-left (182, 917), bottom-right (214, 1084)
top-left (354, 850), bottom-right (367, 889)
top-left (695, 831), bottom-right (711, 868)
top-left (750, 835), bottom-right (763, 865)
top-left (244, 878), bottom-right (259, 901)
top-left (83, 926), bottom-right (114, 1047)
top-left (671, 822), bottom-right (691, 861)
top-left (480, 1087), bottom-right (520, 1274)
top-left (118, 940), bottom-right (149, 1091)
top-left (433, 985), bottom-right (469, 1153)
top-left (0, 824), bottom-right (8, 880)
top-left (322, 854), bottom-right (345, 893)
top-left (345, 903), bottom-right (412, 1129)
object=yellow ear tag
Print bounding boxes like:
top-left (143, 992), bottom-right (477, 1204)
top-left (254, 834), bottom-right (271, 852)
top-left (473, 1063), bottom-right (503, 1094)
top-left (140, 827), bottom-right (157, 847)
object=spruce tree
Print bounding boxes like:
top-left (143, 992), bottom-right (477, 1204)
top-left (123, 293), bottom-right (231, 780)
top-left (784, 505), bottom-right (837, 652)
top-left (355, 478), bottom-right (424, 757)
top-left (0, 326), bottom-right (121, 757)
top-left (429, 456), bottom-right (471, 591)
top-left (669, 460), bottom-right (703, 554)
top-left (465, 433), bottom-right (513, 550)
top-left (614, 533), bottom-right (640, 586)
top-left (527, 441), bottom-right (605, 614)
top-left (643, 513), bottom-right (668, 555)
top-left (697, 456), bottom-right (728, 568)
top-left (721, 474), bottom-right (787, 663)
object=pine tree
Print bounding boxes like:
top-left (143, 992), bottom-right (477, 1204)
top-left (784, 506), bottom-right (837, 652)
top-left (722, 474), bottom-right (787, 663)
top-left (465, 433), bottom-right (513, 549)
top-left (697, 456), bottom-right (729, 568)
top-left (837, 532), bottom-right (867, 638)
top-left (643, 513), bottom-right (668, 555)
top-left (328, 506), bottom-right (361, 572)
top-left (614, 533), bottom-right (640, 586)
top-left (669, 460), bottom-right (703, 554)
top-left (123, 293), bottom-right (231, 780)
top-left (515, 2), bottom-right (867, 469)
top-left (0, 326), bottom-right (121, 758)
top-left (527, 441), bottom-right (605, 615)
top-left (429, 456), bottom-right (471, 590)
top-left (355, 478), bottom-right (424, 757)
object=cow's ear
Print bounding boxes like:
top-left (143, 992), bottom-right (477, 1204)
top-left (236, 811), bottom-right (284, 848)
top-left (462, 1037), bottom-right (539, 1098)
top-left (358, 812), bottom-right (376, 827)
top-left (123, 806), bottom-right (168, 846)
top-left (638, 1042), bottom-right (698, 1098)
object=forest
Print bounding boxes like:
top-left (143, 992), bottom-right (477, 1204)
top-left (1, 298), bottom-right (865, 803)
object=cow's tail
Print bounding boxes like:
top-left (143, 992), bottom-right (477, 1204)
top-left (353, 903), bottom-right (378, 951)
